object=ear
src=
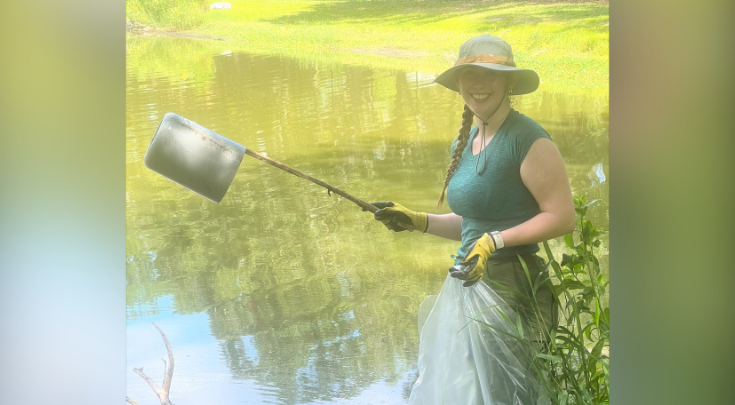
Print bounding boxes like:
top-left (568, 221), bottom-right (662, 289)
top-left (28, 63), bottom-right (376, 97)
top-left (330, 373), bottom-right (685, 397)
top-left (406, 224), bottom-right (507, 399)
top-left (507, 73), bottom-right (518, 93)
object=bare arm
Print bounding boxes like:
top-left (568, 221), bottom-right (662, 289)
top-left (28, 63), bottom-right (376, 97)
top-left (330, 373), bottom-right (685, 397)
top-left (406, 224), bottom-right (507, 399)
top-left (425, 213), bottom-right (463, 241)
top-left (500, 138), bottom-right (576, 248)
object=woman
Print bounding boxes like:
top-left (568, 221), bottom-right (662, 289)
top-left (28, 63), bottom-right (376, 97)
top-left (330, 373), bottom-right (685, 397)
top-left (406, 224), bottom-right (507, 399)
top-left (369, 35), bottom-right (575, 404)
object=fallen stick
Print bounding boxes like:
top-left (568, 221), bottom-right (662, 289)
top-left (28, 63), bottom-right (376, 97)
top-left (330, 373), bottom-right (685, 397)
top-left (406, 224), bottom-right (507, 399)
top-left (127, 322), bottom-right (175, 405)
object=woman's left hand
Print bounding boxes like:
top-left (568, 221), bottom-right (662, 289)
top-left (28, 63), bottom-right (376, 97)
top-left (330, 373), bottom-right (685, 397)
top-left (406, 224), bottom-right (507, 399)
top-left (449, 233), bottom-right (496, 287)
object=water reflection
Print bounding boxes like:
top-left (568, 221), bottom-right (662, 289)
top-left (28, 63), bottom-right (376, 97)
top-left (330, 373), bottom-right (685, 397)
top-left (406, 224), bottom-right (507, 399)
top-left (126, 36), bottom-right (607, 404)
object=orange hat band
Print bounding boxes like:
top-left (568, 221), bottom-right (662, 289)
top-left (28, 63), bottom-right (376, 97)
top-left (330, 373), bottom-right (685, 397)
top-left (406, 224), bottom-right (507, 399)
top-left (454, 54), bottom-right (516, 67)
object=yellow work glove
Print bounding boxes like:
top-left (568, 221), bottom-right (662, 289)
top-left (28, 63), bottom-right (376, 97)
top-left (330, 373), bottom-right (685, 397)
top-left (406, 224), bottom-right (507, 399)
top-left (367, 201), bottom-right (428, 233)
top-left (449, 233), bottom-right (496, 287)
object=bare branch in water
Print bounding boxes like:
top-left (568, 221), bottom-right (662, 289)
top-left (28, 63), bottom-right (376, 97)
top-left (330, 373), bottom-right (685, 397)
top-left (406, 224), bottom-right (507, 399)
top-left (128, 322), bottom-right (175, 405)
top-left (153, 322), bottom-right (175, 400)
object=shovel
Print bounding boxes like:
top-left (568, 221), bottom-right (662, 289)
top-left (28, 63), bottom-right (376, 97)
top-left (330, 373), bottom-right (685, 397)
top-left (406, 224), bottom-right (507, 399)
top-left (143, 113), bottom-right (414, 231)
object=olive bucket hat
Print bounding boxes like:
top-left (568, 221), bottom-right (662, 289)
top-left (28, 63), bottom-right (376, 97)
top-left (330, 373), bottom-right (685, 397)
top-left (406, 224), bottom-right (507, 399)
top-left (434, 34), bottom-right (540, 95)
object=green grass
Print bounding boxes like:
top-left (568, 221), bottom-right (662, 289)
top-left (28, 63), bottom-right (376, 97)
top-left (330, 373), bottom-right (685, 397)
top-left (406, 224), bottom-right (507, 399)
top-left (127, 0), bottom-right (210, 29)
top-left (127, 0), bottom-right (608, 92)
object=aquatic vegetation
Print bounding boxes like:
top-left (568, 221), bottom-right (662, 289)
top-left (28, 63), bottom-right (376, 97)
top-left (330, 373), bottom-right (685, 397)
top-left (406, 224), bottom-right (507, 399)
top-left (473, 194), bottom-right (609, 404)
top-left (535, 194), bottom-right (609, 405)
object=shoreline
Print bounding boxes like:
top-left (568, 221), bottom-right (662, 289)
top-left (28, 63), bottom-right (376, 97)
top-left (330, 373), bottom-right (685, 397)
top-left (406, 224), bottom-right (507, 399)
top-left (126, 0), bottom-right (609, 92)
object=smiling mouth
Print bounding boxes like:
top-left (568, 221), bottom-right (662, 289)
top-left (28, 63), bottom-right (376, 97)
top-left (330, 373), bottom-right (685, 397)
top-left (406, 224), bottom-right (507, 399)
top-left (471, 93), bottom-right (490, 100)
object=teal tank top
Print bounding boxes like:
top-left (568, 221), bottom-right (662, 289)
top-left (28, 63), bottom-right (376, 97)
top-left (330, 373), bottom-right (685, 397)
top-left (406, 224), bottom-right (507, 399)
top-left (446, 109), bottom-right (552, 262)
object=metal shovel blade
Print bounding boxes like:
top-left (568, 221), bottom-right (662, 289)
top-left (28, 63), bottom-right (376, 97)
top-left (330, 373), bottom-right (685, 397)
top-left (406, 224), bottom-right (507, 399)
top-left (144, 113), bottom-right (246, 203)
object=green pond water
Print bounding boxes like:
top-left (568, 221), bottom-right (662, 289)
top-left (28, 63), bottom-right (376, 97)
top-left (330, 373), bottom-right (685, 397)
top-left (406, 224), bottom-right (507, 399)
top-left (126, 35), bottom-right (608, 404)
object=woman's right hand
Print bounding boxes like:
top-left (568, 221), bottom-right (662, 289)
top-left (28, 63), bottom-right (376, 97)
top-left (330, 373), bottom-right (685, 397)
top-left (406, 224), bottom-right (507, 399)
top-left (365, 201), bottom-right (428, 233)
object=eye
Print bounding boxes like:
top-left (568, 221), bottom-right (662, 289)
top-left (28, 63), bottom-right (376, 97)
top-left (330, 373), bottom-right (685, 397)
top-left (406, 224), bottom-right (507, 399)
top-left (459, 68), bottom-right (498, 82)
top-left (460, 68), bottom-right (481, 80)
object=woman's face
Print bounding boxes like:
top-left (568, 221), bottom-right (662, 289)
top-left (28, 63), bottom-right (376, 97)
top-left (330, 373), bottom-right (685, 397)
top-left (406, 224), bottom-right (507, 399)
top-left (456, 66), bottom-right (513, 120)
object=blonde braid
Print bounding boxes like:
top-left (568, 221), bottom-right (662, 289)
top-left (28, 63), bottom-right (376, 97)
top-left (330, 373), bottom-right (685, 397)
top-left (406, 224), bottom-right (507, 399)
top-left (437, 105), bottom-right (474, 209)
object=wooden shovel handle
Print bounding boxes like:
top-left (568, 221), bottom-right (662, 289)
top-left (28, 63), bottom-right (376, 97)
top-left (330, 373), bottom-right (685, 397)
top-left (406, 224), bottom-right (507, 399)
top-left (243, 148), bottom-right (415, 231)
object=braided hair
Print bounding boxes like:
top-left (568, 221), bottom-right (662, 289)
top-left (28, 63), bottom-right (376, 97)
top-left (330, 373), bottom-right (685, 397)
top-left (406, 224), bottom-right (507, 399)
top-left (437, 104), bottom-right (475, 209)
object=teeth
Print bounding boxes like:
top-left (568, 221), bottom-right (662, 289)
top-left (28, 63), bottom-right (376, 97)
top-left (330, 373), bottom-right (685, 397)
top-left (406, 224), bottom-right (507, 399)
top-left (471, 93), bottom-right (490, 100)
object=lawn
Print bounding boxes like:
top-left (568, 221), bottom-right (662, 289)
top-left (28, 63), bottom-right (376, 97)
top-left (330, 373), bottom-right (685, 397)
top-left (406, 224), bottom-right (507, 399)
top-left (127, 0), bottom-right (609, 92)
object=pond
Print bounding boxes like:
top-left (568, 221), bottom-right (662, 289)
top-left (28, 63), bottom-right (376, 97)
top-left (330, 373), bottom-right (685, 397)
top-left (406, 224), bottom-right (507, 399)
top-left (126, 35), bottom-right (608, 404)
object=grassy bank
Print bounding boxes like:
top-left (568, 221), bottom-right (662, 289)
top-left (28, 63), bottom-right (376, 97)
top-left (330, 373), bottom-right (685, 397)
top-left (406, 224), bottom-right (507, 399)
top-left (127, 0), bottom-right (608, 92)
top-left (127, 0), bottom-right (211, 29)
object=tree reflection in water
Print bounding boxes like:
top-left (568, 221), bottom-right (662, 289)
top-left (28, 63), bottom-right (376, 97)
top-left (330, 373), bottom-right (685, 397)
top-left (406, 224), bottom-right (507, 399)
top-left (126, 37), bottom-right (608, 403)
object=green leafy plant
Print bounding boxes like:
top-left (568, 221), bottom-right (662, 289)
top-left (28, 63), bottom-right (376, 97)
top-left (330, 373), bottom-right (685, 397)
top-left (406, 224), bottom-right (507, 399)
top-left (471, 194), bottom-right (609, 404)
top-left (534, 193), bottom-right (609, 405)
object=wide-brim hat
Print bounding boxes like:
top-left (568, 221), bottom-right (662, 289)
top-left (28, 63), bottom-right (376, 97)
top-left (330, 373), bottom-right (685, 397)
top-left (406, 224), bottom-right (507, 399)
top-left (434, 34), bottom-right (539, 95)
